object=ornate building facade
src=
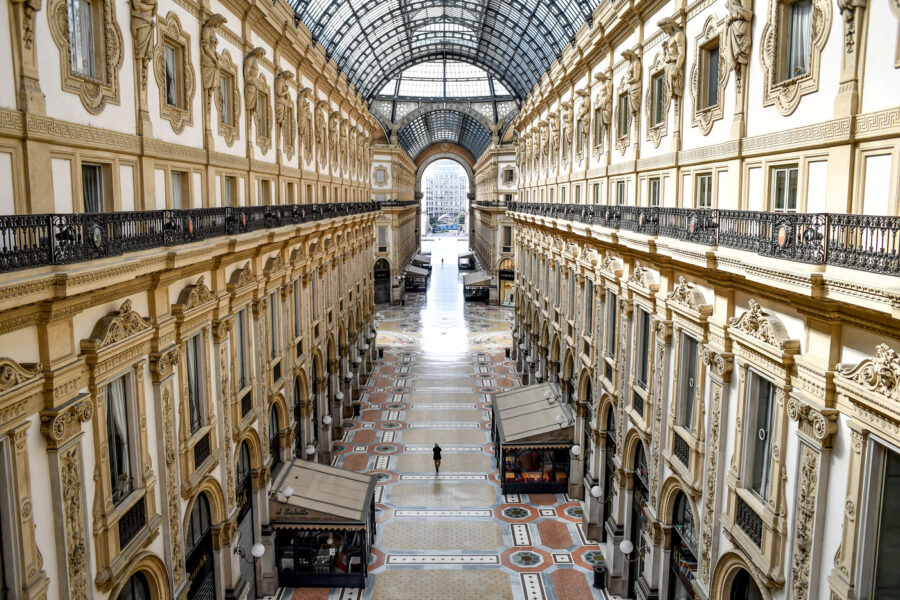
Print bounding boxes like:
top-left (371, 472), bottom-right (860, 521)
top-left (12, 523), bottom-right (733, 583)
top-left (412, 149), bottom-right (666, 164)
top-left (509, 0), bottom-right (900, 599)
top-left (0, 0), bottom-right (381, 598)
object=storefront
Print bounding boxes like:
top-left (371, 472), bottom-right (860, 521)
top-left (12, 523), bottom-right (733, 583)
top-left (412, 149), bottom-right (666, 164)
top-left (498, 259), bottom-right (515, 306)
top-left (269, 459), bottom-right (376, 589)
top-left (458, 252), bottom-right (475, 270)
top-left (491, 383), bottom-right (574, 494)
top-left (463, 272), bottom-right (491, 302)
top-left (404, 265), bottom-right (429, 291)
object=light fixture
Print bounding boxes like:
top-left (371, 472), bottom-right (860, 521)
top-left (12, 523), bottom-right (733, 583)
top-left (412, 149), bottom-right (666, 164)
top-left (322, 415), bottom-right (333, 426)
top-left (283, 485), bottom-right (294, 498)
top-left (619, 540), bottom-right (634, 555)
top-left (327, 535), bottom-right (334, 546)
top-left (305, 444), bottom-right (316, 456)
top-left (335, 391), bottom-right (344, 401)
top-left (555, 415), bottom-right (565, 426)
top-left (251, 543), bottom-right (266, 559)
top-left (590, 485), bottom-right (602, 498)
top-left (345, 369), bottom-right (353, 379)
top-left (362, 343), bottom-right (370, 350)
top-left (571, 444), bottom-right (582, 457)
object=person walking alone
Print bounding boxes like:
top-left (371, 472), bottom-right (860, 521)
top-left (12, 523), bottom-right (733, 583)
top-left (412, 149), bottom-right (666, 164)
top-left (433, 442), bottom-right (442, 473)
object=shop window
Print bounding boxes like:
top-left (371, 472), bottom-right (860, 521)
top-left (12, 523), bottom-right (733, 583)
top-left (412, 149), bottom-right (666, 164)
top-left (669, 492), bottom-right (698, 599)
top-left (743, 371), bottom-right (775, 499)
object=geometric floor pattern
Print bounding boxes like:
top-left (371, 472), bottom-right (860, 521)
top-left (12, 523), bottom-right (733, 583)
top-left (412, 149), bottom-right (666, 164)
top-left (283, 238), bottom-right (605, 600)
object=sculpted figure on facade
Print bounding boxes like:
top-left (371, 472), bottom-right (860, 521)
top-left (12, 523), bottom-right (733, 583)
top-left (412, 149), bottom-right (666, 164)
top-left (575, 90), bottom-right (589, 158)
top-left (659, 17), bottom-right (685, 106)
top-left (539, 122), bottom-right (549, 171)
top-left (316, 101), bottom-right (328, 166)
top-left (329, 112), bottom-right (340, 170)
top-left (550, 112), bottom-right (560, 167)
top-left (560, 102), bottom-right (572, 165)
top-left (275, 70), bottom-right (295, 158)
top-left (622, 49), bottom-right (642, 122)
top-left (200, 14), bottom-right (226, 118)
top-left (723, 0), bottom-right (753, 91)
top-left (349, 128), bottom-right (358, 176)
top-left (244, 47), bottom-right (265, 138)
top-left (131, 0), bottom-right (157, 94)
top-left (340, 119), bottom-right (349, 172)
top-left (594, 70), bottom-right (613, 146)
top-left (298, 88), bottom-right (312, 164)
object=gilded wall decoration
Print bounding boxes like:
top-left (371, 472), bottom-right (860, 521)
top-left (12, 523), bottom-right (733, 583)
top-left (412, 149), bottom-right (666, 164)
top-left (275, 70), bottom-right (295, 159)
top-left (161, 387), bottom-right (185, 586)
top-left (47, 0), bottom-right (124, 114)
top-left (789, 444), bottom-right (818, 599)
top-left (690, 16), bottom-right (726, 136)
top-left (200, 14), bottom-right (227, 122)
top-left (759, 0), bottom-right (832, 115)
top-left (0, 357), bottom-right (42, 392)
top-left (130, 0), bottom-right (157, 94)
top-left (298, 88), bottom-right (313, 164)
top-left (153, 12), bottom-right (195, 133)
top-left (837, 344), bottom-right (900, 401)
top-left (61, 446), bottom-right (88, 600)
top-left (215, 50), bottom-right (241, 146)
top-left (723, 0), bottom-right (753, 93)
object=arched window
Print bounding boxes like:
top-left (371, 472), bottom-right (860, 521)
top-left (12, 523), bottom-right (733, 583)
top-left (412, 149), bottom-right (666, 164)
top-left (269, 404), bottom-right (281, 466)
top-left (116, 571), bottom-right (151, 600)
top-left (294, 377), bottom-right (303, 457)
top-left (669, 492), bottom-right (698, 599)
top-left (237, 442), bottom-right (251, 487)
top-left (730, 569), bottom-right (764, 600)
top-left (186, 493), bottom-right (211, 555)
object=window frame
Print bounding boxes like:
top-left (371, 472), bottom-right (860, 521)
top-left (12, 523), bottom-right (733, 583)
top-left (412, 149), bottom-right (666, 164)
top-left (769, 164), bottom-right (799, 212)
top-left (741, 369), bottom-right (776, 500)
top-left (695, 172), bottom-right (714, 209)
top-left (184, 332), bottom-right (206, 435)
top-left (105, 372), bottom-right (137, 506)
top-left (153, 12), bottom-right (195, 133)
top-left (648, 177), bottom-right (661, 207)
top-left (235, 308), bottom-right (250, 391)
top-left (651, 72), bottom-right (665, 127)
top-left (676, 332), bottom-right (700, 431)
top-left (81, 162), bottom-right (111, 213)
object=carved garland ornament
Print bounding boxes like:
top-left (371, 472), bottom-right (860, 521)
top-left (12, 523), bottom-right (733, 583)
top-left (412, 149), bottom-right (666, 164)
top-left (759, 0), bottom-right (832, 115)
top-left (837, 344), bottom-right (900, 401)
top-left (162, 387), bottom-right (185, 585)
top-left (47, 0), bottom-right (124, 114)
top-left (61, 446), bottom-right (89, 600)
top-left (789, 444), bottom-right (818, 599)
top-left (690, 16), bottom-right (727, 136)
top-left (667, 276), bottom-right (708, 312)
top-left (153, 12), bottom-right (195, 134)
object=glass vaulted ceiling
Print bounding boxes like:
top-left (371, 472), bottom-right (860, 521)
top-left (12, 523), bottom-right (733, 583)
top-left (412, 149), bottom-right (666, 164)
top-left (290, 0), bottom-right (598, 101)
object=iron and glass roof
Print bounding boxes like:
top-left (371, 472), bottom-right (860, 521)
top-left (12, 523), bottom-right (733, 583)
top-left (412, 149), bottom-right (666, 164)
top-left (397, 109), bottom-right (492, 160)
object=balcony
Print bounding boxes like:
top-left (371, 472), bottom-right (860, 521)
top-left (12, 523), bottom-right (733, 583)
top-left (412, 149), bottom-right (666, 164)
top-left (0, 202), bottom-right (381, 274)
top-left (508, 202), bottom-right (900, 276)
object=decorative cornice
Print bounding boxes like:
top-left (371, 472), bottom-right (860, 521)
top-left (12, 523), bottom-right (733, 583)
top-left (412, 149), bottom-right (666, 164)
top-left (700, 345), bottom-right (734, 382)
top-left (837, 344), bottom-right (900, 402)
top-left (728, 299), bottom-right (798, 352)
top-left (83, 300), bottom-right (153, 350)
top-left (666, 276), bottom-right (710, 313)
top-left (40, 395), bottom-right (93, 449)
top-left (787, 395), bottom-right (838, 446)
top-left (176, 276), bottom-right (216, 311)
top-left (0, 357), bottom-right (42, 393)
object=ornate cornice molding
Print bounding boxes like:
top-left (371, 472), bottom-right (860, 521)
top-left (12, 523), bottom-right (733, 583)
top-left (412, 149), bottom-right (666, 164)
top-left (837, 344), bottom-right (900, 402)
top-left (787, 395), bottom-right (838, 446)
top-left (40, 395), bottom-right (93, 449)
top-left (0, 357), bottom-right (42, 393)
top-left (83, 300), bottom-right (153, 351)
top-left (728, 299), bottom-right (798, 353)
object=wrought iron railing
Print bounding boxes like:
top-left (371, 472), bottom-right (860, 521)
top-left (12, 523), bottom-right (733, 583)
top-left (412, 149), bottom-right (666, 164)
top-left (0, 202), bottom-right (381, 274)
top-left (507, 202), bottom-right (900, 275)
top-left (378, 199), bottom-right (419, 207)
top-left (735, 495), bottom-right (763, 547)
top-left (193, 432), bottom-right (211, 469)
top-left (118, 496), bottom-right (146, 550)
top-left (673, 434), bottom-right (690, 467)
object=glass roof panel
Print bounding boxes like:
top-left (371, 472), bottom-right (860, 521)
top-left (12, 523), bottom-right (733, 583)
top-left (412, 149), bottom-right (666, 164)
top-left (378, 60), bottom-right (513, 100)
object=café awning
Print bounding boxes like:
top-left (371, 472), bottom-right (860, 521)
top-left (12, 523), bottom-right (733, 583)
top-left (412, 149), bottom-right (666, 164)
top-left (404, 265), bottom-right (429, 277)
top-left (492, 383), bottom-right (574, 445)
top-left (412, 254), bottom-right (431, 265)
top-left (463, 272), bottom-right (491, 287)
top-left (458, 252), bottom-right (474, 259)
top-left (269, 459), bottom-right (376, 529)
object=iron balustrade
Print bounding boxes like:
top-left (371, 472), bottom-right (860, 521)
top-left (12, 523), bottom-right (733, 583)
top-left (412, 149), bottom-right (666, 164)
top-left (673, 434), bottom-right (690, 467)
top-left (0, 202), bottom-right (381, 274)
top-left (735, 495), bottom-right (763, 547)
top-left (193, 432), bottom-right (212, 468)
top-left (506, 202), bottom-right (900, 276)
top-left (117, 496), bottom-right (146, 551)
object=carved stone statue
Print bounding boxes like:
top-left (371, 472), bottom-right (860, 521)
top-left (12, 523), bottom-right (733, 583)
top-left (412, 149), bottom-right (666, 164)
top-left (560, 102), bottom-right (572, 164)
top-left (549, 114), bottom-right (560, 166)
top-left (349, 128), bottom-right (358, 176)
top-left (340, 119), bottom-right (349, 172)
top-left (329, 112), bottom-right (339, 170)
top-left (316, 102), bottom-right (327, 166)
top-left (595, 70), bottom-right (613, 135)
top-left (659, 18), bottom-right (685, 105)
top-left (722, 0), bottom-right (753, 90)
top-left (576, 91), bottom-right (589, 154)
top-left (200, 14), bottom-right (226, 118)
top-left (298, 88), bottom-right (312, 163)
top-left (244, 47), bottom-right (265, 136)
top-left (131, 0), bottom-right (157, 92)
top-left (275, 70), bottom-right (295, 157)
top-left (622, 49), bottom-right (642, 121)
top-left (539, 124), bottom-right (548, 170)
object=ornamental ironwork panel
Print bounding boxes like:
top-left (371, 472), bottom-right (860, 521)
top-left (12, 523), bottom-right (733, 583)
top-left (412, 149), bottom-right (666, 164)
top-left (118, 496), bottom-right (146, 550)
top-left (827, 214), bottom-right (900, 275)
top-left (240, 391), bottom-right (252, 417)
top-left (193, 432), bottom-right (211, 469)
top-left (632, 389), bottom-right (644, 418)
top-left (673, 433), bottom-right (690, 467)
top-left (658, 208), bottom-right (717, 245)
top-left (735, 495), bottom-right (763, 547)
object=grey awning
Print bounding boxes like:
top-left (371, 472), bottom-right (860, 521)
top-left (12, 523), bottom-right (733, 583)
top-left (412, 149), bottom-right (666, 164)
top-left (492, 383), bottom-right (574, 445)
top-left (269, 459), bottom-right (376, 527)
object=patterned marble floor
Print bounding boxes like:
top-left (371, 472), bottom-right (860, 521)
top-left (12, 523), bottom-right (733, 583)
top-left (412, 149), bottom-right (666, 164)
top-left (282, 238), bottom-right (606, 600)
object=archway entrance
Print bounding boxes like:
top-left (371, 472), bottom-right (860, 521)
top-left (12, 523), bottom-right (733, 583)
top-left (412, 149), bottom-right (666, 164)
top-left (499, 258), bottom-right (515, 306)
top-left (414, 146), bottom-right (476, 240)
top-left (235, 442), bottom-right (256, 600)
top-left (374, 258), bottom-right (391, 305)
top-left (186, 493), bottom-right (215, 599)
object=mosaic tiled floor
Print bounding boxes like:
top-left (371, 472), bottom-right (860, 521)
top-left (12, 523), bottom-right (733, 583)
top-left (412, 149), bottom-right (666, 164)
top-left (283, 238), bottom-right (605, 600)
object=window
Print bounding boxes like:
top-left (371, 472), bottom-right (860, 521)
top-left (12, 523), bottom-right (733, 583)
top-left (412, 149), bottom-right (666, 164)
top-left (257, 91), bottom-right (268, 136)
top-left (561, 187), bottom-right (567, 203)
top-left (744, 371), bottom-right (775, 498)
top-left (593, 183), bottom-right (600, 204)
top-left (311, 277), bottom-right (318, 319)
top-left (293, 280), bottom-right (301, 338)
top-left (568, 269), bottom-right (575, 314)
top-left (269, 292), bottom-right (280, 359)
top-left (184, 333), bottom-right (206, 435)
top-left (285, 182), bottom-right (296, 205)
top-left (171, 171), bottom-right (188, 210)
top-left (219, 73), bottom-right (232, 125)
top-left (651, 73), bottom-right (665, 126)
top-left (82, 163), bottom-right (107, 213)
top-left (555, 266), bottom-right (561, 305)
top-left (269, 404), bottom-right (281, 467)
top-left (617, 93), bottom-right (629, 138)
top-left (574, 186), bottom-right (581, 204)
top-left (501, 226), bottom-right (512, 253)
top-left (235, 309), bottom-right (249, 389)
top-left (593, 106), bottom-right (603, 143)
top-left (702, 44), bottom-right (720, 109)
top-left (258, 179), bottom-right (272, 206)
top-left (375, 168), bottom-right (386, 184)
top-left (784, 0), bottom-right (812, 80)
top-left (377, 226), bottom-right (387, 252)
top-left (106, 375), bottom-right (133, 505)
top-left (677, 333), bottom-right (699, 430)
top-left (584, 279), bottom-right (594, 334)
top-left (696, 173), bottom-right (713, 208)
top-left (606, 291), bottom-right (617, 359)
top-left (163, 42), bottom-right (181, 107)
top-left (503, 168), bottom-right (515, 184)
top-left (67, 0), bottom-right (96, 77)
top-left (116, 572), bottom-right (151, 600)
top-left (223, 176), bottom-right (237, 207)
top-left (549, 188), bottom-right (555, 203)
top-left (865, 444), bottom-right (900, 597)
top-left (635, 308), bottom-right (650, 388)
top-left (770, 165), bottom-right (798, 212)
top-left (616, 181), bottom-right (626, 206)
top-left (648, 177), bottom-right (660, 207)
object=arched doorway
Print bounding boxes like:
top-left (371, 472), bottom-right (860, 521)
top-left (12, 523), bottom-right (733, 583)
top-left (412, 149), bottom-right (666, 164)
top-left (293, 376), bottom-right (304, 458)
top-left (235, 441), bottom-right (256, 600)
top-left (499, 258), bottom-right (515, 307)
top-left (269, 404), bottom-right (281, 469)
top-left (668, 491), bottom-right (698, 599)
top-left (116, 572), bottom-right (150, 600)
top-left (581, 379), bottom-right (594, 469)
top-left (730, 569), bottom-right (764, 600)
top-left (628, 443), bottom-right (649, 599)
top-left (374, 258), bottom-right (391, 305)
top-left (600, 407), bottom-right (616, 543)
top-left (186, 493), bottom-right (215, 598)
